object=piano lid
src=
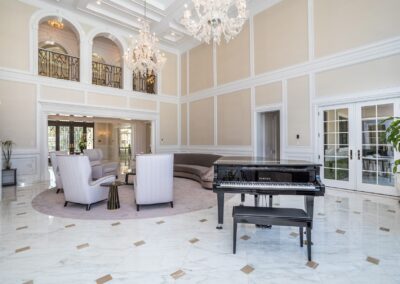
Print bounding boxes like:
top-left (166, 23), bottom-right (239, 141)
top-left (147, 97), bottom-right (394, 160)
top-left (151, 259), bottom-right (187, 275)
top-left (214, 156), bottom-right (322, 167)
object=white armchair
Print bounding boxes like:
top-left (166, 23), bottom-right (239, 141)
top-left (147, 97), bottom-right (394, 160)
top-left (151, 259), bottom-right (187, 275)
top-left (49, 151), bottom-right (68, 194)
top-left (57, 155), bottom-right (115, 210)
top-left (83, 149), bottom-right (119, 179)
top-left (134, 154), bottom-right (174, 211)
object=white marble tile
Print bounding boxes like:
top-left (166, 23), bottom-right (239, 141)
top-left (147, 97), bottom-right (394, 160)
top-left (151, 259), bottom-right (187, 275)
top-left (0, 180), bottom-right (399, 283)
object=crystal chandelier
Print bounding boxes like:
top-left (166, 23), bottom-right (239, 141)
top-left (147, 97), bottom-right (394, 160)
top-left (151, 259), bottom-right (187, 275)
top-left (181, 0), bottom-right (248, 45)
top-left (47, 17), bottom-right (64, 30)
top-left (124, 1), bottom-right (166, 77)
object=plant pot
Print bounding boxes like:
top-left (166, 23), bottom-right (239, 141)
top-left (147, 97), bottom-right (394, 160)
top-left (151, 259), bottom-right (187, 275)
top-left (5, 161), bottom-right (11, 170)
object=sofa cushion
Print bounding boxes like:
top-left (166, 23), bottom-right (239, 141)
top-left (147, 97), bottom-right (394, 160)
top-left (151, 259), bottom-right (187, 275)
top-left (174, 164), bottom-right (209, 177)
top-left (201, 166), bottom-right (214, 182)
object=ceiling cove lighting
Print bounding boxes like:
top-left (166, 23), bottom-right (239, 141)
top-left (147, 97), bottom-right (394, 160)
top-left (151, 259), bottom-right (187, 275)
top-left (124, 0), bottom-right (166, 77)
top-left (181, 0), bottom-right (248, 45)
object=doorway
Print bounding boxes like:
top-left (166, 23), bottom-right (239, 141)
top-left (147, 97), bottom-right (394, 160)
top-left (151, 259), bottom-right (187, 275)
top-left (257, 110), bottom-right (280, 160)
top-left (318, 99), bottom-right (399, 196)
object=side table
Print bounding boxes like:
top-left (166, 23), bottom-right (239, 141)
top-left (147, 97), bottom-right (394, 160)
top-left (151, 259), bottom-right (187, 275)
top-left (100, 180), bottom-right (125, 210)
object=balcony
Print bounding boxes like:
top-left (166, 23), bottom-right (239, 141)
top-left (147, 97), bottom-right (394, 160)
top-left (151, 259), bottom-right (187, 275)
top-left (92, 61), bottom-right (122, 89)
top-left (38, 48), bottom-right (80, 82)
top-left (133, 73), bottom-right (157, 94)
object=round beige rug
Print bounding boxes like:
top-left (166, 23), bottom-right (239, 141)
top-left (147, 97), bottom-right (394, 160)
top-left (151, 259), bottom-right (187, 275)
top-left (32, 178), bottom-right (230, 220)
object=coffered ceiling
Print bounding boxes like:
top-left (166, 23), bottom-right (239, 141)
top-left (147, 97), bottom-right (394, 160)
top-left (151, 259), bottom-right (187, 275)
top-left (38, 0), bottom-right (281, 52)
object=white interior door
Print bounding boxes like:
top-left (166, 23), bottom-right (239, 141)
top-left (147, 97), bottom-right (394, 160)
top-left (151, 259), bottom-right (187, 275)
top-left (319, 99), bottom-right (399, 196)
top-left (319, 105), bottom-right (356, 189)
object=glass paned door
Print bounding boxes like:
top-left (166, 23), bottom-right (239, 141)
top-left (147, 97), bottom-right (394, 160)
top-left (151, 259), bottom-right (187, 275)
top-left (320, 106), bottom-right (355, 189)
top-left (356, 102), bottom-right (397, 195)
top-left (59, 126), bottom-right (70, 151)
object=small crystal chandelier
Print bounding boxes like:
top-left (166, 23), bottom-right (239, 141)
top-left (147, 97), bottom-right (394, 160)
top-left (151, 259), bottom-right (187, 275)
top-left (181, 0), bottom-right (248, 45)
top-left (47, 17), bottom-right (64, 30)
top-left (124, 1), bottom-right (166, 77)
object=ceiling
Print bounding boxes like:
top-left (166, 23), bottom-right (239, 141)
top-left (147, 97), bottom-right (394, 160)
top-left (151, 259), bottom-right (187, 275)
top-left (40, 0), bottom-right (280, 52)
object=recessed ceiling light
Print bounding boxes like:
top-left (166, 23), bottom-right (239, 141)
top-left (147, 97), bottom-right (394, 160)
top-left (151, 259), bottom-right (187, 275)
top-left (96, 0), bottom-right (101, 5)
top-left (171, 32), bottom-right (175, 36)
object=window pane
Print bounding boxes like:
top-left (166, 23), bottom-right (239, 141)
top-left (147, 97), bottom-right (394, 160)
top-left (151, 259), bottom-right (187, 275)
top-left (324, 121), bottom-right (335, 133)
top-left (362, 171), bottom-right (377, 184)
top-left (362, 105), bottom-right (376, 118)
top-left (336, 169), bottom-right (349, 181)
top-left (362, 145), bottom-right (376, 157)
top-left (87, 127), bottom-right (94, 149)
top-left (59, 126), bottom-right (70, 151)
top-left (48, 126), bottom-right (56, 152)
top-left (378, 172), bottom-right (394, 186)
top-left (362, 159), bottom-right (376, 171)
top-left (377, 104), bottom-right (393, 118)
top-left (336, 108), bottom-right (348, 120)
top-left (362, 119), bottom-right (376, 131)
top-left (324, 110), bottom-right (335, 121)
top-left (362, 132), bottom-right (376, 144)
top-left (324, 157), bottom-right (335, 168)
top-left (324, 168), bottom-right (335, 180)
top-left (74, 127), bottom-right (83, 152)
top-left (337, 120), bottom-right (348, 132)
top-left (337, 157), bottom-right (349, 169)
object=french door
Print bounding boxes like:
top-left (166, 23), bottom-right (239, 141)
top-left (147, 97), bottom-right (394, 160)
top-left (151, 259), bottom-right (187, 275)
top-left (319, 99), bottom-right (399, 196)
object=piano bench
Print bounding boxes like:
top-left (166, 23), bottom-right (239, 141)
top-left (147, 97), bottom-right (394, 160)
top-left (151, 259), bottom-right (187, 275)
top-left (232, 206), bottom-right (313, 261)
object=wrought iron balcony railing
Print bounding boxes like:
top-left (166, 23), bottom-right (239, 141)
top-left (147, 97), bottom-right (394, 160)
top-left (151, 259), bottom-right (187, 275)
top-left (92, 61), bottom-right (122, 89)
top-left (38, 48), bottom-right (80, 81)
top-left (133, 73), bottom-right (157, 94)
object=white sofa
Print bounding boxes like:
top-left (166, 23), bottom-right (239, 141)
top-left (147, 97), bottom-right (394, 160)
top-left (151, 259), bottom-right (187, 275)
top-left (58, 155), bottom-right (115, 210)
top-left (83, 149), bottom-right (119, 180)
top-left (134, 153), bottom-right (174, 211)
top-left (49, 151), bottom-right (68, 193)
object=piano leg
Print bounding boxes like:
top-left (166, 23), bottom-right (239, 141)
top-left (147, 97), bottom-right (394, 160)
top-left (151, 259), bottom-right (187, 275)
top-left (240, 193), bottom-right (245, 206)
top-left (217, 192), bottom-right (224, 229)
top-left (304, 196), bottom-right (315, 229)
top-left (269, 195), bottom-right (273, 207)
top-left (254, 194), bottom-right (259, 206)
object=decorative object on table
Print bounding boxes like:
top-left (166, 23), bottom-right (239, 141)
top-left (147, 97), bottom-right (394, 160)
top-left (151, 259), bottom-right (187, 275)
top-left (124, 0), bottom-right (166, 77)
top-left (2, 168), bottom-right (16, 187)
top-left (1, 140), bottom-right (14, 169)
top-left (181, 0), bottom-right (248, 45)
top-left (78, 134), bottom-right (87, 153)
top-left (383, 116), bottom-right (400, 197)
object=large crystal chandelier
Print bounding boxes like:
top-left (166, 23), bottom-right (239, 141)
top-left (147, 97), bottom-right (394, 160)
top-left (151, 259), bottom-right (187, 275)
top-left (124, 1), bottom-right (166, 77)
top-left (181, 0), bottom-right (248, 45)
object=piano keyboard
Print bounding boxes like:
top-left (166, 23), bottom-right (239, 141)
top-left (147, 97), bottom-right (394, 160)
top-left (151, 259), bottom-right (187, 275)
top-left (218, 181), bottom-right (317, 190)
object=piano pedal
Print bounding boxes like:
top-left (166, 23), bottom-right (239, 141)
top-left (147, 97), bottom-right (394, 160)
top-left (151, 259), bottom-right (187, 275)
top-left (256, 224), bottom-right (272, 229)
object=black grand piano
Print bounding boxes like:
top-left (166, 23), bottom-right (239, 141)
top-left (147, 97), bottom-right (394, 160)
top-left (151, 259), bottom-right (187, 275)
top-left (213, 156), bottom-right (325, 229)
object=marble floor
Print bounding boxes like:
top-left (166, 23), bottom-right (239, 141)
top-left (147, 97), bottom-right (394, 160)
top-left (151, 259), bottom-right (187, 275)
top-left (0, 180), bottom-right (399, 284)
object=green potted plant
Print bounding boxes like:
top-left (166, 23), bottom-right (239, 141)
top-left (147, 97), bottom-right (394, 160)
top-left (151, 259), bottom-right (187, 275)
top-left (1, 140), bottom-right (14, 169)
top-left (384, 117), bottom-right (400, 193)
top-left (78, 135), bottom-right (87, 153)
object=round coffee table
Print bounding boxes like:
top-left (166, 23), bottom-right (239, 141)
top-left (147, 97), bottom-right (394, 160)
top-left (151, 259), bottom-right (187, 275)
top-left (100, 180), bottom-right (125, 210)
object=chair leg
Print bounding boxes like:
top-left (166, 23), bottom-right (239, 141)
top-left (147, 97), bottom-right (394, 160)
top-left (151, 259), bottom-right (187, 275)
top-left (306, 224), bottom-right (312, 261)
top-left (170, 201), bottom-right (174, 208)
top-left (300, 227), bottom-right (304, 247)
top-left (233, 219), bottom-right (237, 254)
top-left (86, 204), bottom-right (91, 211)
top-left (136, 205), bottom-right (140, 211)
top-left (64, 201), bottom-right (68, 207)
top-left (56, 188), bottom-right (61, 194)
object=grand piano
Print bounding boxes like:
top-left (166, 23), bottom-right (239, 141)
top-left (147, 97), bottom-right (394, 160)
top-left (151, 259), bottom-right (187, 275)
top-left (213, 156), bottom-right (325, 229)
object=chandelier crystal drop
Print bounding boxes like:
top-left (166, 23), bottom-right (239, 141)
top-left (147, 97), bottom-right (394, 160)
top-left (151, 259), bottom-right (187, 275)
top-left (124, 1), bottom-right (166, 77)
top-left (181, 0), bottom-right (248, 45)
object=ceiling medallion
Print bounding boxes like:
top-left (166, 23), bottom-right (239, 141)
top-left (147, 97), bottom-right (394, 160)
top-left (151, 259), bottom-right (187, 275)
top-left (47, 17), bottom-right (64, 30)
top-left (124, 1), bottom-right (166, 77)
top-left (181, 0), bottom-right (248, 45)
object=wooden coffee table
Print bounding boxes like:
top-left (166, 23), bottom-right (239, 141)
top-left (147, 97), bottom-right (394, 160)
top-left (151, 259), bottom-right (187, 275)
top-left (100, 180), bottom-right (125, 210)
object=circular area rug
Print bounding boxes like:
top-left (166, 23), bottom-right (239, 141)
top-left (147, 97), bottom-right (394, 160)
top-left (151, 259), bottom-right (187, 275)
top-left (32, 178), bottom-right (229, 220)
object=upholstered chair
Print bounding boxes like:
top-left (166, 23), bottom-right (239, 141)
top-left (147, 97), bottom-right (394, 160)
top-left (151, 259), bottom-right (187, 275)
top-left (134, 154), bottom-right (174, 211)
top-left (49, 151), bottom-right (68, 194)
top-left (57, 155), bottom-right (115, 210)
top-left (83, 149), bottom-right (119, 179)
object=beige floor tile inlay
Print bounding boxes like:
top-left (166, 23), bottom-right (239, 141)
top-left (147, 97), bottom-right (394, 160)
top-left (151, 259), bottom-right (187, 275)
top-left (336, 200), bottom-right (342, 203)
top-left (15, 246), bottom-right (30, 253)
top-left (366, 256), bottom-right (380, 265)
top-left (336, 229), bottom-right (346, 234)
top-left (379, 227), bottom-right (390, 232)
top-left (16, 226), bottom-right (28, 230)
top-left (111, 222), bottom-right (121, 226)
top-left (17, 202), bottom-right (26, 205)
top-left (317, 213), bottom-right (325, 216)
top-left (353, 211), bottom-right (361, 214)
top-left (387, 209), bottom-right (396, 213)
top-left (240, 265), bottom-right (254, 274)
top-left (289, 232), bottom-right (299, 238)
top-left (304, 240), bottom-right (314, 245)
top-left (22, 280), bottom-right (33, 284)
top-left (96, 274), bottom-right (112, 284)
top-left (241, 235), bottom-right (251, 240)
top-left (189, 238), bottom-right (199, 244)
top-left (199, 219), bottom-right (207, 223)
top-left (17, 212), bottom-right (27, 216)
top-left (156, 220), bottom-right (165, 224)
top-left (65, 224), bottom-right (76, 228)
top-left (170, 269), bottom-right (185, 279)
top-left (77, 243), bottom-right (90, 250)
top-left (306, 261), bottom-right (319, 269)
top-left (134, 240), bottom-right (146, 247)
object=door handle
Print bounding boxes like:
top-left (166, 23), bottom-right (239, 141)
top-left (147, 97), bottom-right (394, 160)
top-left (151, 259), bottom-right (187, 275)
top-left (357, 150), bottom-right (361, 160)
top-left (350, 150), bottom-right (353, 160)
